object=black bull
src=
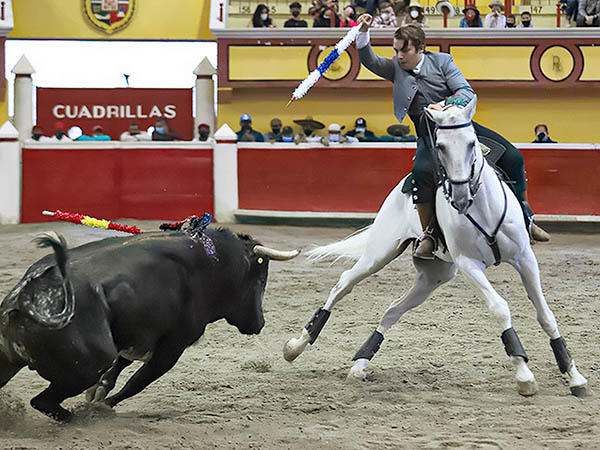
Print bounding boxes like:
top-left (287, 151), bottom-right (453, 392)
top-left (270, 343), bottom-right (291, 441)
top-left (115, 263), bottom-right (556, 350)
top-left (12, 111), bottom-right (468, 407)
top-left (0, 228), bottom-right (298, 422)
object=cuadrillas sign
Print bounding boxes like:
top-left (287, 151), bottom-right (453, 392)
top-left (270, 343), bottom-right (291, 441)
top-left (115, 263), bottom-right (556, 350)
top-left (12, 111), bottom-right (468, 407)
top-left (83, 0), bottom-right (136, 34)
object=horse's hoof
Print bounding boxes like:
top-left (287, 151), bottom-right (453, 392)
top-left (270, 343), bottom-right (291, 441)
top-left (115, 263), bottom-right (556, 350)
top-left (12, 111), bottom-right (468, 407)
top-left (347, 366), bottom-right (367, 382)
top-left (518, 379), bottom-right (538, 397)
top-left (570, 384), bottom-right (589, 398)
top-left (283, 339), bottom-right (304, 362)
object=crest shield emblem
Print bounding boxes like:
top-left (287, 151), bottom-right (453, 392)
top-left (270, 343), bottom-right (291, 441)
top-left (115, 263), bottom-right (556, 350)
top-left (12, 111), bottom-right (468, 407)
top-left (83, 0), bottom-right (135, 34)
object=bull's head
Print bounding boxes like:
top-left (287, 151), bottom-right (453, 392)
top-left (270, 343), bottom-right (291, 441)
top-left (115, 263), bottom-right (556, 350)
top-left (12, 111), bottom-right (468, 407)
top-left (226, 234), bottom-right (299, 335)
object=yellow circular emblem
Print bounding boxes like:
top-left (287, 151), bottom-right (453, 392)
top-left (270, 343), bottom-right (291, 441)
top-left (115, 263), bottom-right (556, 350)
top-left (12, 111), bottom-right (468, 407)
top-left (539, 46), bottom-right (574, 82)
top-left (317, 47), bottom-right (352, 81)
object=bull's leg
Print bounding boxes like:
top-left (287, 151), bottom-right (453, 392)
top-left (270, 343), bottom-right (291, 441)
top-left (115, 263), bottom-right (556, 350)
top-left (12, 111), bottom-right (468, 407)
top-left (86, 356), bottom-right (133, 402)
top-left (104, 337), bottom-right (185, 408)
top-left (283, 239), bottom-right (412, 362)
top-left (456, 256), bottom-right (537, 396)
top-left (513, 246), bottom-right (588, 397)
top-left (348, 258), bottom-right (456, 380)
top-left (30, 383), bottom-right (82, 422)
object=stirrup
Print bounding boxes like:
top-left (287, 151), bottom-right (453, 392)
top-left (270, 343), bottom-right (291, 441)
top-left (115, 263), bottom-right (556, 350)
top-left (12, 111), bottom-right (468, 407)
top-left (412, 232), bottom-right (437, 260)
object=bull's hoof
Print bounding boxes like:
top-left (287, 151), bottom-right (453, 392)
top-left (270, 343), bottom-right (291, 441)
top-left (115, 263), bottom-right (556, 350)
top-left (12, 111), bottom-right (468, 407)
top-left (347, 366), bottom-right (367, 382)
top-left (85, 384), bottom-right (108, 403)
top-left (570, 384), bottom-right (589, 398)
top-left (517, 379), bottom-right (538, 397)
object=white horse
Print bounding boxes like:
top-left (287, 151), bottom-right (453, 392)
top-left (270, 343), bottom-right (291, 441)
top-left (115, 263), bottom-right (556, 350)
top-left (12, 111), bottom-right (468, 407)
top-left (283, 97), bottom-right (588, 397)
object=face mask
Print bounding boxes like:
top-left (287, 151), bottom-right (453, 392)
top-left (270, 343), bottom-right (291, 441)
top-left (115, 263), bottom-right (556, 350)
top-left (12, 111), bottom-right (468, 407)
top-left (292, 10), bottom-right (300, 17)
top-left (355, 127), bottom-right (366, 133)
top-left (155, 127), bottom-right (165, 134)
top-left (304, 128), bottom-right (312, 136)
top-left (329, 133), bottom-right (340, 143)
top-left (56, 131), bottom-right (64, 138)
top-left (506, 21), bottom-right (515, 27)
top-left (261, 13), bottom-right (268, 21)
top-left (466, 10), bottom-right (475, 19)
top-left (130, 129), bottom-right (140, 135)
top-left (381, 13), bottom-right (389, 20)
top-left (282, 136), bottom-right (293, 142)
top-left (32, 133), bottom-right (42, 140)
top-left (410, 9), bottom-right (419, 18)
top-left (522, 20), bottom-right (530, 26)
top-left (241, 122), bottom-right (251, 130)
top-left (272, 127), bottom-right (281, 134)
top-left (199, 132), bottom-right (209, 140)
top-left (536, 132), bottom-right (546, 141)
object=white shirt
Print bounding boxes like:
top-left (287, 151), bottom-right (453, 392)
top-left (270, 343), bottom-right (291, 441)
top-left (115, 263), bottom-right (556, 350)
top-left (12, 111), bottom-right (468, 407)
top-left (485, 12), bottom-right (506, 28)
top-left (120, 131), bottom-right (151, 141)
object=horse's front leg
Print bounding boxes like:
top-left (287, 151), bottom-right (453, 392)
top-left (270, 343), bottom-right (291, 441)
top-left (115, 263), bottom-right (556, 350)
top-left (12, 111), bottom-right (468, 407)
top-left (512, 246), bottom-right (588, 397)
top-left (348, 258), bottom-right (457, 381)
top-left (283, 240), bottom-right (408, 362)
top-left (455, 256), bottom-right (538, 396)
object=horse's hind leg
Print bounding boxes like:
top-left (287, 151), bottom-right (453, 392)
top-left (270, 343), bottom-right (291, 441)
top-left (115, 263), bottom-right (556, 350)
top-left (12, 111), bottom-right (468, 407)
top-left (513, 246), bottom-right (588, 396)
top-left (348, 258), bottom-right (456, 380)
top-left (283, 238), bottom-right (411, 362)
top-left (455, 256), bottom-right (537, 396)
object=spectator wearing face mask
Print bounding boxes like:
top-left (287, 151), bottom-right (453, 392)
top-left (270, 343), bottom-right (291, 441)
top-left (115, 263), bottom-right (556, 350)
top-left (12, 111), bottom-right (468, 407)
top-left (341, 5), bottom-right (359, 26)
top-left (285, 2), bottom-right (308, 27)
top-left (252, 4), bottom-right (275, 28)
top-left (237, 114), bottom-right (265, 142)
top-left (194, 123), bottom-right (215, 143)
top-left (48, 121), bottom-right (72, 142)
top-left (152, 116), bottom-right (180, 141)
top-left (517, 11), bottom-right (534, 27)
top-left (399, 0), bottom-right (429, 27)
top-left (485, 1), bottom-right (506, 28)
top-left (264, 118), bottom-right (283, 142)
top-left (322, 123), bottom-right (359, 146)
top-left (314, 4), bottom-right (341, 27)
top-left (31, 125), bottom-right (51, 142)
top-left (293, 116), bottom-right (326, 143)
top-left (121, 121), bottom-right (151, 141)
top-left (279, 126), bottom-right (295, 142)
top-left (532, 124), bottom-right (556, 143)
top-left (345, 117), bottom-right (378, 141)
top-left (460, 4), bottom-right (483, 27)
top-left (505, 13), bottom-right (517, 27)
top-left (372, 2), bottom-right (398, 27)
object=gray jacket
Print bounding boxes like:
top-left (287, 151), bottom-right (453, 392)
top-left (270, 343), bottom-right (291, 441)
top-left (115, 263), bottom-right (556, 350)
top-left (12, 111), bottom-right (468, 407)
top-left (578, 0), bottom-right (600, 18)
top-left (358, 44), bottom-right (475, 123)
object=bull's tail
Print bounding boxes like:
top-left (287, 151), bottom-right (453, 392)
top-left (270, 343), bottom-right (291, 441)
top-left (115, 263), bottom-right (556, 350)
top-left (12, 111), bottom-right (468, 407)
top-left (305, 225), bottom-right (372, 263)
top-left (18, 232), bottom-right (76, 329)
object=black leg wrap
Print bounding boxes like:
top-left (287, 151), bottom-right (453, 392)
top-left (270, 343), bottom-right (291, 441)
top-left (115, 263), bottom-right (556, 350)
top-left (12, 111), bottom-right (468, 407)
top-left (501, 327), bottom-right (528, 363)
top-left (305, 307), bottom-right (331, 344)
top-left (352, 330), bottom-right (384, 361)
top-left (550, 337), bottom-right (572, 374)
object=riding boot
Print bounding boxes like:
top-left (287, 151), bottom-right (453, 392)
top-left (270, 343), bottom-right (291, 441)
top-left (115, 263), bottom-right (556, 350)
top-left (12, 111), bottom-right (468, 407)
top-left (413, 202), bottom-right (437, 260)
top-left (522, 193), bottom-right (551, 243)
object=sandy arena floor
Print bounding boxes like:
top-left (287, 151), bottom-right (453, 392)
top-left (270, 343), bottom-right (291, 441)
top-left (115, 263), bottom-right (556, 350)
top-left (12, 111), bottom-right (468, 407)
top-left (0, 221), bottom-right (598, 449)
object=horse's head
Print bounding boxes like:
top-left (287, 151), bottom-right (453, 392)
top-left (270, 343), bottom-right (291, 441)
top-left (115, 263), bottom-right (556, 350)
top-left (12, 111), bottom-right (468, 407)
top-left (425, 95), bottom-right (481, 215)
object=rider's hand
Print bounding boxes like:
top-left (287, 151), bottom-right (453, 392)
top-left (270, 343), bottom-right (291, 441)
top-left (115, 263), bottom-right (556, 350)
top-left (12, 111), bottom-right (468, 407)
top-left (427, 102), bottom-right (444, 111)
top-left (357, 13), bottom-right (373, 32)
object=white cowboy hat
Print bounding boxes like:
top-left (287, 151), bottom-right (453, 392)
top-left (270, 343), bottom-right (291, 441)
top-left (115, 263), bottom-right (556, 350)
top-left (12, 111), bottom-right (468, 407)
top-left (435, 0), bottom-right (455, 17)
top-left (408, 0), bottom-right (423, 9)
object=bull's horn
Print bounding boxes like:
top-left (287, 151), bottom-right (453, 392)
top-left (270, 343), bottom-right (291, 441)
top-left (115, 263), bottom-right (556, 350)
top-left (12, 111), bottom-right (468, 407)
top-left (253, 245), bottom-right (300, 261)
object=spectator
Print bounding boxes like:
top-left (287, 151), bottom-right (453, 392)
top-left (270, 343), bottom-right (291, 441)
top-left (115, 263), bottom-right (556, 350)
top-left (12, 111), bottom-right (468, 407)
top-left (152, 116), bottom-right (180, 141)
top-left (236, 113), bottom-right (265, 142)
top-left (252, 4), bottom-right (275, 28)
top-left (485, 1), bottom-right (506, 28)
top-left (314, 4), bottom-right (341, 27)
top-left (31, 125), bottom-right (51, 142)
top-left (460, 4), bottom-right (483, 27)
top-left (91, 125), bottom-right (111, 141)
top-left (264, 118), bottom-right (283, 142)
top-left (293, 116), bottom-right (326, 143)
top-left (195, 123), bottom-right (215, 143)
top-left (327, 123), bottom-right (359, 144)
top-left (285, 2), bottom-right (308, 27)
top-left (120, 121), bottom-right (151, 141)
top-left (400, 0), bottom-right (428, 27)
top-left (373, 2), bottom-right (398, 27)
top-left (393, 0), bottom-right (411, 18)
top-left (563, 0), bottom-right (579, 25)
top-left (48, 121), bottom-right (72, 142)
top-left (532, 124), bottom-right (557, 143)
top-left (505, 13), bottom-right (517, 27)
top-left (576, 0), bottom-right (600, 26)
top-left (346, 117), bottom-right (378, 141)
top-left (341, 5), bottom-right (359, 26)
top-left (280, 126), bottom-right (295, 142)
top-left (385, 124), bottom-right (417, 142)
top-left (517, 11), bottom-right (534, 27)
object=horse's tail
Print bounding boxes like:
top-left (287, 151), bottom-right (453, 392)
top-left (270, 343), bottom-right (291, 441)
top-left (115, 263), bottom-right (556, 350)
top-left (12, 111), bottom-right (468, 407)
top-left (305, 225), bottom-right (372, 263)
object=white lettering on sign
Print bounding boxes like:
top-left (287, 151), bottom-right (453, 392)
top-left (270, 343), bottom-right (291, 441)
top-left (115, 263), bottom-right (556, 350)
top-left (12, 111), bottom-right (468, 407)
top-left (50, 104), bottom-right (178, 120)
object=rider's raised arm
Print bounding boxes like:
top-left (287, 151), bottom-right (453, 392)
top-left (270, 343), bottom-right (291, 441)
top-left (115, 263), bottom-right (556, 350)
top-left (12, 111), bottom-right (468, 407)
top-left (441, 54), bottom-right (475, 106)
top-left (357, 30), bottom-right (395, 82)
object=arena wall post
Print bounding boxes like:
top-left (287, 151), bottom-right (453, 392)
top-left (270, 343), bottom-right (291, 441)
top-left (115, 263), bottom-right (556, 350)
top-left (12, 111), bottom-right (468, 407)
top-left (213, 123), bottom-right (238, 222)
top-left (0, 120), bottom-right (20, 224)
top-left (11, 54), bottom-right (34, 141)
top-left (194, 57), bottom-right (217, 140)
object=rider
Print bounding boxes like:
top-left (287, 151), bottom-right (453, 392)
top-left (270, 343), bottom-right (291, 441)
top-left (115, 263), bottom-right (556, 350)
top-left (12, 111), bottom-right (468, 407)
top-left (355, 18), bottom-right (550, 259)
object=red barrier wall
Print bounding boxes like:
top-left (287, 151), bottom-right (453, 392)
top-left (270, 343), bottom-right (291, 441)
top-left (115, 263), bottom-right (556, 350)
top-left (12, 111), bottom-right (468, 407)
top-left (238, 144), bottom-right (600, 216)
top-left (21, 145), bottom-right (214, 223)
